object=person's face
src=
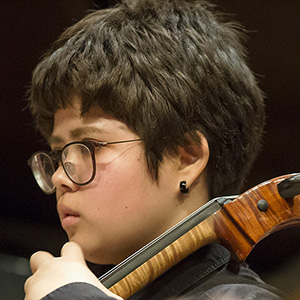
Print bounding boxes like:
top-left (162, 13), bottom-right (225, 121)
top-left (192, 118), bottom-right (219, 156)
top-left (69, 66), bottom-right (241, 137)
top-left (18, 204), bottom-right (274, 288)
top-left (50, 99), bottom-right (189, 264)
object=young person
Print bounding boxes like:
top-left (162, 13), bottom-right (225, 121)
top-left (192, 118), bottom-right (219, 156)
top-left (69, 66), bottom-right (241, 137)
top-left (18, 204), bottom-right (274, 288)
top-left (24, 0), bottom-right (284, 299)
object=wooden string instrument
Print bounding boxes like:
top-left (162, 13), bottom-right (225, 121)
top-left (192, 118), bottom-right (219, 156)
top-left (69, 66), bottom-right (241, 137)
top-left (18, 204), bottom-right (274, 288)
top-left (98, 173), bottom-right (300, 299)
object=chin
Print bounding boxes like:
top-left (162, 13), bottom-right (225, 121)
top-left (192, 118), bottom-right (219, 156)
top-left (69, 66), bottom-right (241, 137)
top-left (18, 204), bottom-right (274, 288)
top-left (70, 239), bottom-right (118, 265)
top-left (67, 233), bottom-right (134, 265)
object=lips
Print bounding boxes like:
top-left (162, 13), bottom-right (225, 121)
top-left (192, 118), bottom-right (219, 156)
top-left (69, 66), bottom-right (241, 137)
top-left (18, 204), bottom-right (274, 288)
top-left (57, 203), bottom-right (80, 230)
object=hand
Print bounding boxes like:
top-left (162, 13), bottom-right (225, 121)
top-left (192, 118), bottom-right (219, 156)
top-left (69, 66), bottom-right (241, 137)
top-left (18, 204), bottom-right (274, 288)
top-left (24, 241), bottom-right (123, 300)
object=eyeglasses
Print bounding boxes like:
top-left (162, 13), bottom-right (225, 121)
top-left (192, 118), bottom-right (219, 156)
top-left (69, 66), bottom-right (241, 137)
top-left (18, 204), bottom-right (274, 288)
top-left (27, 138), bottom-right (142, 194)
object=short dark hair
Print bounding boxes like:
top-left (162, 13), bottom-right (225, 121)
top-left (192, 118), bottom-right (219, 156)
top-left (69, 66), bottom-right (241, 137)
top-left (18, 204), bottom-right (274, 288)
top-left (28, 0), bottom-right (265, 198)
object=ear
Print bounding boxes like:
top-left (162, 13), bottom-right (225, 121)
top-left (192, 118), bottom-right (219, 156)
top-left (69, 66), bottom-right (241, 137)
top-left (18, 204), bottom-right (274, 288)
top-left (177, 133), bottom-right (209, 191)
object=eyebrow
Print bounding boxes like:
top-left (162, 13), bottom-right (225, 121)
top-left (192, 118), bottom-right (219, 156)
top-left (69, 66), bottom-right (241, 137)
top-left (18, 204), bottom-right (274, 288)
top-left (70, 126), bottom-right (109, 139)
top-left (48, 126), bottom-right (110, 146)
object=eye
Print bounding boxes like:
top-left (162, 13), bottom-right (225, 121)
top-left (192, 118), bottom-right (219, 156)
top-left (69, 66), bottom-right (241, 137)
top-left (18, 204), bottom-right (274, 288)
top-left (50, 149), bottom-right (61, 168)
top-left (81, 139), bottom-right (102, 151)
top-left (80, 144), bottom-right (90, 156)
top-left (62, 148), bottom-right (68, 160)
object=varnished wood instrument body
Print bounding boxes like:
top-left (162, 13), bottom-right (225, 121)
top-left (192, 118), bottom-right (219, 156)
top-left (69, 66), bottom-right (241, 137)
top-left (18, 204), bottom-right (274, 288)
top-left (215, 174), bottom-right (300, 261)
top-left (109, 218), bottom-right (217, 298)
top-left (107, 174), bottom-right (300, 299)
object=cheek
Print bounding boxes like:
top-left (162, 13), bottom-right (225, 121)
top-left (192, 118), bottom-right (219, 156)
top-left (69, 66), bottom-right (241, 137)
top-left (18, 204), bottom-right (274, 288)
top-left (83, 157), bottom-right (155, 220)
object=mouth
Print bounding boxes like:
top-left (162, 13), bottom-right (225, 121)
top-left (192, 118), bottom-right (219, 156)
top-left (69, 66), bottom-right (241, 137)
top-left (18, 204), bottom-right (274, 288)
top-left (57, 204), bottom-right (80, 230)
top-left (63, 215), bottom-right (79, 228)
top-left (63, 210), bottom-right (80, 218)
top-left (61, 212), bottom-right (80, 230)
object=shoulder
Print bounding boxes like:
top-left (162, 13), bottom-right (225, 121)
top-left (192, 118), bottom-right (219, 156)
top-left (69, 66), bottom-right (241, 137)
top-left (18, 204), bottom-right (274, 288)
top-left (197, 283), bottom-right (283, 300)
top-left (130, 244), bottom-right (285, 300)
top-left (183, 257), bottom-right (285, 300)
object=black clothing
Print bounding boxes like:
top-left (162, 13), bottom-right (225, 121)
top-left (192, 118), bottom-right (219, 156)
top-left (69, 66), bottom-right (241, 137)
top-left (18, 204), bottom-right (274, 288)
top-left (42, 244), bottom-right (284, 300)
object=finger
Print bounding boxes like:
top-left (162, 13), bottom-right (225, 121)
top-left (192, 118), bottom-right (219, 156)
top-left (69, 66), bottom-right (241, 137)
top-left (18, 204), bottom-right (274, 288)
top-left (24, 275), bottom-right (32, 296)
top-left (60, 241), bottom-right (85, 263)
top-left (30, 251), bottom-right (54, 274)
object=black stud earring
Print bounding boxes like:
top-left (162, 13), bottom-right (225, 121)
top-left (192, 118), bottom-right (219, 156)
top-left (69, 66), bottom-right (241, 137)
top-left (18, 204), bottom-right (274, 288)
top-left (180, 181), bottom-right (189, 193)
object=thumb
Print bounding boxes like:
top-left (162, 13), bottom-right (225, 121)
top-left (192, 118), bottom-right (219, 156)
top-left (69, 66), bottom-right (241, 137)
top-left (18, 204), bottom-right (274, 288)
top-left (60, 242), bottom-right (123, 300)
top-left (30, 251), bottom-right (54, 274)
top-left (60, 241), bottom-right (86, 264)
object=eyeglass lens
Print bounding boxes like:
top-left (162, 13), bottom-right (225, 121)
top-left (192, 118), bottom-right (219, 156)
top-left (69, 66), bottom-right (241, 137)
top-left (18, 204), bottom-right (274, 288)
top-left (61, 143), bottom-right (94, 184)
top-left (29, 143), bottom-right (94, 194)
top-left (30, 152), bottom-right (56, 194)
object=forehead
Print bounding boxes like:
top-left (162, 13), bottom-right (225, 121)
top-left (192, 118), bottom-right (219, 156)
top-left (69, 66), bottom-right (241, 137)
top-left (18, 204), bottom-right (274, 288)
top-left (50, 102), bottom-right (130, 145)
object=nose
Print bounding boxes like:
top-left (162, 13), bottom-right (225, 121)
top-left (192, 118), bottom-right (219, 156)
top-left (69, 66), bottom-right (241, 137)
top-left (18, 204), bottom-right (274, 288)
top-left (52, 165), bottom-right (79, 193)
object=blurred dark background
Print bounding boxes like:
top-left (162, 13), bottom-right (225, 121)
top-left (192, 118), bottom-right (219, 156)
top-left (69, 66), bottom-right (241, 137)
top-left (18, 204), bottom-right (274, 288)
top-left (1, 0), bottom-right (300, 299)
